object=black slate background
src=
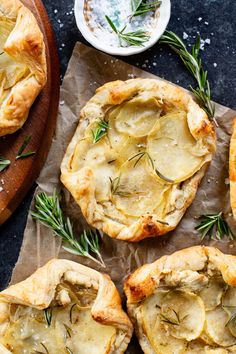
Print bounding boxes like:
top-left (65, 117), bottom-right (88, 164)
top-left (0, 0), bottom-right (235, 290)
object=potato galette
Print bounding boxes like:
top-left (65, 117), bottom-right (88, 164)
top-left (61, 78), bottom-right (216, 242)
top-left (0, 0), bottom-right (46, 136)
top-left (124, 246), bottom-right (236, 353)
top-left (0, 259), bottom-right (133, 354)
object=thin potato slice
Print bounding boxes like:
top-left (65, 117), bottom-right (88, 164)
top-left (141, 291), bottom-right (186, 354)
top-left (112, 159), bottom-right (169, 217)
top-left (147, 111), bottom-right (208, 183)
top-left (108, 94), bottom-right (161, 138)
top-left (199, 276), bottom-right (226, 310)
top-left (205, 307), bottom-right (236, 347)
top-left (159, 291), bottom-right (205, 341)
top-left (222, 287), bottom-right (236, 337)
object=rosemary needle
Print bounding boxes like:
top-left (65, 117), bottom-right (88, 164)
top-left (131, 0), bottom-right (162, 17)
top-left (31, 191), bottom-right (105, 268)
top-left (16, 135), bottom-right (36, 160)
top-left (91, 120), bottom-right (109, 143)
top-left (105, 15), bottom-right (150, 47)
top-left (195, 212), bottom-right (234, 240)
top-left (160, 31), bottom-right (216, 124)
top-left (0, 156), bottom-right (10, 172)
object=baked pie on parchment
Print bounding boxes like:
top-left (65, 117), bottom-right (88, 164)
top-left (0, 259), bottom-right (133, 353)
top-left (0, 0), bottom-right (46, 136)
top-left (61, 78), bottom-right (216, 242)
top-left (124, 246), bottom-right (236, 353)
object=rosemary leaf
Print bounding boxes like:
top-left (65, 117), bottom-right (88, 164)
top-left (128, 151), bottom-right (173, 183)
top-left (31, 191), bottom-right (105, 268)
top-left (105, 15), bottom-right (150, 47)
top-left (195, 212), bottom-right (234, 241)
top-left (91, 120), bottom-right (109, 143)
top-left (131, 0), bottom-right (162, 17)
top-left (70, 303), bottom-right (77, 324)
top-left (44, 307), bottom-right (52, 327)
top-left (41, 343), bottom-right (49, 354)
top-left (0, 156), bottom-right (10, 172)
top-left (16, 135), bottom-right (36, 160)
top-left (64, 323), bottom-right (73, 338)
top-left (160, 31), bottom-right (216, 124)
top-left (66, 348), bottom-right (74, 354)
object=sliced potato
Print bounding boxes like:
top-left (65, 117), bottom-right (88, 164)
top-left (205, 307), bottom-right (236, 347)
top-left (159, 290), bottom-right (205, 341)
top-left (222, 287), bottom-right (236, 338)
top-left (199, 276), bottom-right (226, 310)
top-left (108, 94), bottom-right (161, 138)
top-left (141, 291), bottom-right (187, 354)
top-left (112, 159), bottom-right (169, 217)
top-left (147, 111), bottom-right (208, 183)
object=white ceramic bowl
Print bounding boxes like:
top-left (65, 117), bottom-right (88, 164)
top-left (74, 0), bottom-right (171, 56)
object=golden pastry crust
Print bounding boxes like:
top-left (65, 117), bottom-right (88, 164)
top-left (230, 118), bottom-right (236, 219)
top-left (124, 246), bottom-right (236, 354)
top-left (61, 78), bottom-right (216, 242)
top-left (0, 0), bottom-right (46, 136)
top-left (0, 259), bottom-right (133, 354)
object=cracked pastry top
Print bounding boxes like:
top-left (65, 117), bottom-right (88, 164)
top-left (0, 259), bottom-right (133, 354)
top-left (124, 246), bottom-right (236, 354)
top-left (61, 78), bottom-right (216, 242)
top-left (230, 118), bottom-right (236, 220)
top-left (0, 0), bottom-right (46, 136)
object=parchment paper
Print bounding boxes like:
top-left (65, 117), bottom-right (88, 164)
top-left (9, 42), bottom-right (236, 352)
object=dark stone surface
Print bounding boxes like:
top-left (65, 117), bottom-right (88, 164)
top-left (0, 0), bottom-right (235, 289)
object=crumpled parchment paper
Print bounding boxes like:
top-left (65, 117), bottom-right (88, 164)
top-left (9, 42), bottom-right (236, 353)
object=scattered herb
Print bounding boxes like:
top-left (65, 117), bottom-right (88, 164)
top-left (16, 135), bottom-right (36, 159)
top-left (110, 176), bottom-right (131, 197)
top-left (44, 307), bottom-right (52, 327)
top-left (40, 343), bottom-right (49, 354)
top-left (70, 303), bottom-right (77, 324)
top-left (128, 151), bottom-right (174, 183)
top-left (195, 212), bottom-right (234, 240)
top-left (131, 0), bottom-right (161, 17)
top-left (0, 52), bottom-right (3, 56)
top-left (64, 323), bottom-right (73, 338)
top-left (160, 31), bottom-right (216, 124)
top-left (223, 306), bottom-right (236, 327)
top-left (105, 15), bottom-right (150, 47)
top-left (160, 308), bottom-right (180, 326)
top-left (32, 191), bottom-right (105, 267)
top-left (0, 156), bottom-right (10, 172)
top-left (92, 120), bottom-right (109, 143)
top-left (66, 348), bottom-right (74, 354)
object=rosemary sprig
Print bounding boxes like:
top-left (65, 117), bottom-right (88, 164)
top-left (160, 31), bottom-right (216, 124)
top-left (16, 135), bottom-right (36, 159)
top-left (195, 212), bottom-right (234, 240)
top-left (110, 176), bottom-right (131, 197)
top-left (0, 156), bottom-right (10, 172)
top-left (131, 0), bottom-right (162, 17)
top-left (105, 15), bottom-right (150, 47)
top-left (91, 120), bottom-right (109, 144)
top-left (66, 348), bottom-right (73, 354)
top-left (128, 151), bottom-right (174, 183)
top-left (31, 191), bottom-right (105, 268)
top-left (44, 307), bottom-right (52, 327)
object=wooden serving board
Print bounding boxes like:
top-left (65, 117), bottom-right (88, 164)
top-left (0, 0), bottom-right (60, 224)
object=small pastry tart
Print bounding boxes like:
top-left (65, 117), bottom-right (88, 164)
top-left (0, 259), bottom-right (133, 353)
top-left (61, 78), bottom-right (216, 242)
top-left (124, 246), bottom-right (236, 353)
top-left (0, 0), bottom-right (46, 136)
